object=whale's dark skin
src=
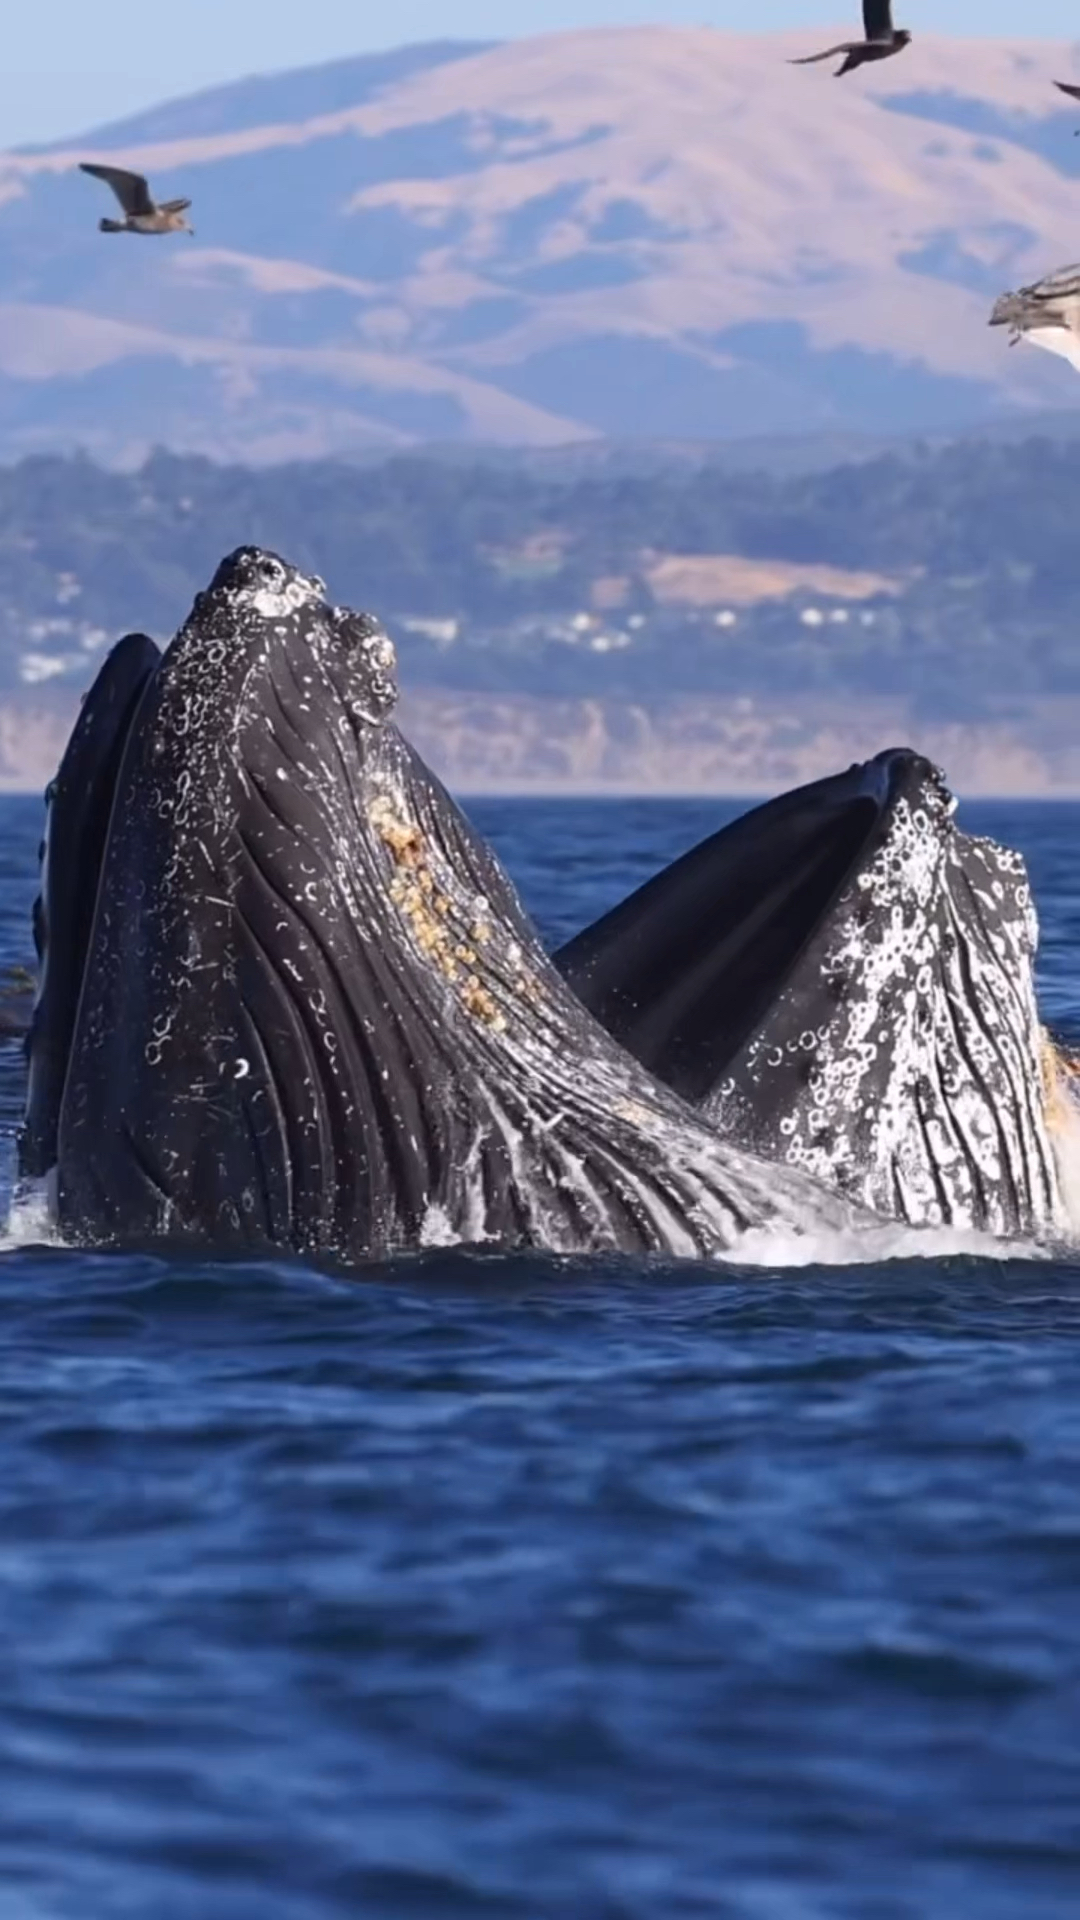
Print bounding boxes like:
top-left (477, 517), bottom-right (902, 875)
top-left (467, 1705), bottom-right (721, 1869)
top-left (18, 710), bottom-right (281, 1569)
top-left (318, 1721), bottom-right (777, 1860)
top-left (556, 754), bottom-right (896, 1107)
top-left (22, 547), bottom-right (885, 1264)
top-left (557, 753), bottom-right (1069, 1239)
top-left (20, 632), bottom-right (161, 1181)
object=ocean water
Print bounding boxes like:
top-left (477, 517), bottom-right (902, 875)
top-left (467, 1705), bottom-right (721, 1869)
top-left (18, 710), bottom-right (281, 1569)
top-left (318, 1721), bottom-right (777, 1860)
top-left (1, 791), bottom-right (1079, 1919)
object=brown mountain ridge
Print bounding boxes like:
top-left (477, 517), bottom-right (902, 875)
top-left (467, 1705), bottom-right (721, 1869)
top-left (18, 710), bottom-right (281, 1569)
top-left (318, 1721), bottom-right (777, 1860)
top-left (1, 28), bottom-right (1080, 460)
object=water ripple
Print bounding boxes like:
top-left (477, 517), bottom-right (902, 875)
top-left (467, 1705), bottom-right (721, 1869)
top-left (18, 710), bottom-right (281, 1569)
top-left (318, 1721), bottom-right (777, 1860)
top-left (0, 798), bottom-right (1078, 1916)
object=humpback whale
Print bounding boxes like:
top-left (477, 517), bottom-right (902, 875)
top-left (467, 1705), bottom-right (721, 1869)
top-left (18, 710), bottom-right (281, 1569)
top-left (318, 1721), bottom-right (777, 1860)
top-left (557, 753), bottom-right (1075, 1241)
top-left (21, 546), bottom-right (889, 1265)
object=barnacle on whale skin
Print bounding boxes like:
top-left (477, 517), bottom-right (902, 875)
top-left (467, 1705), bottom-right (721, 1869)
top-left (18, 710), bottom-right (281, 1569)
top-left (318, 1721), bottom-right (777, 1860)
top-left (369, 793), bottom-right (508, 1028)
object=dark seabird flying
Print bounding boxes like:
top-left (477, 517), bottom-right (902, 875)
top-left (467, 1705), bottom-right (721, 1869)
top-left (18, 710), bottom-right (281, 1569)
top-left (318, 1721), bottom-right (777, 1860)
top-left (78, 163), bottom-right (194, 236)
top-left (1053, 79), bottom-right (1080, 130)
top-left (790, 0), bottom-right (911, 76)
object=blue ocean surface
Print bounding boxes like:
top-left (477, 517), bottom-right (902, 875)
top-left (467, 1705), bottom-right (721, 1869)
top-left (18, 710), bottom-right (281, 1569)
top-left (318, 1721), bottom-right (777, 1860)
top-left (0, 791), bottom-right (1079, 1919)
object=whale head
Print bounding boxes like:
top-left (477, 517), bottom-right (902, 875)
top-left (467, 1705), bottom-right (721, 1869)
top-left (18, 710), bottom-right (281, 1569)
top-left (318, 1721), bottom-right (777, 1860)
top-left (559, 749), bottom-right (1070, 1243)
top-left (26, 547), bottom-right (878, 1265)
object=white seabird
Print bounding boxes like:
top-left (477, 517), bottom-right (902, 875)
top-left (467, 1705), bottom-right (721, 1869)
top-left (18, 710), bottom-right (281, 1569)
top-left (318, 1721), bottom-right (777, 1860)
top-left (989, 265), bottom-right (1080, 377)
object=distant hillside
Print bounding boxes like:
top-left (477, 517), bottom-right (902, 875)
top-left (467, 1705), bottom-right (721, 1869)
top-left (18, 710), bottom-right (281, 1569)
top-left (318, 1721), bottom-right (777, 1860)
top-left (2, 29), bottom-right (1080, 459)
top-left (1, 437), bottom-right (1079, 716)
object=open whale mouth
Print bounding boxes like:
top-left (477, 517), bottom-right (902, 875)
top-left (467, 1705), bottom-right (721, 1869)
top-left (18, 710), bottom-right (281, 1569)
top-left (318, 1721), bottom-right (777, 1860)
top-left (557, 751), bottom-right (1066, 1240)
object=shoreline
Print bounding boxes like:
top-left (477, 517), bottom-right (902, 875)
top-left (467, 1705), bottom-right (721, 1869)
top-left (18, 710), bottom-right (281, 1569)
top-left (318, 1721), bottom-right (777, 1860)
top-left (5, 686), bottom-right (1080, 801)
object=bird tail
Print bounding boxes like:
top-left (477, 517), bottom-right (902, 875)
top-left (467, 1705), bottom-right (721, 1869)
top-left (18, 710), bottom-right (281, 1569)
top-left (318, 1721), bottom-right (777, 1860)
top-left (788, 46), bottom-right (846, 65)
top-left (98, 217), bottom-right (124, 233)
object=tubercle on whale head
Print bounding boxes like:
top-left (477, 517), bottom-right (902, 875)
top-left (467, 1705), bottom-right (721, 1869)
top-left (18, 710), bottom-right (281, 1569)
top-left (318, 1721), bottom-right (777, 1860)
top-left (858, 746), bottom-right (955, 823)
top-left (179, 546), bottom-right (399, 731)
top-left (205, 545), bottom-right (326, 610)
top-left (186, 549), bottom-right (324, 640)
top-left (326, 604), bottom-right (398, 725)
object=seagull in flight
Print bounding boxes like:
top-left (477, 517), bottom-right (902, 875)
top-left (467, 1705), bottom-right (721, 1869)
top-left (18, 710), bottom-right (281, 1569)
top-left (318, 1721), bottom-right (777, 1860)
top-left (79, 163), bottom-right (194, 236)
top-left (790, 0), bottom-right (912, 77)
top-left (989, 266), bottom-right (1080, 378)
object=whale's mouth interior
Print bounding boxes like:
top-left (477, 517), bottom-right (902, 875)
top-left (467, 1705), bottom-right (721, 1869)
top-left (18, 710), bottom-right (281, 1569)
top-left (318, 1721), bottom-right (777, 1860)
top-left (555, 776), bottom-right (892, 1105)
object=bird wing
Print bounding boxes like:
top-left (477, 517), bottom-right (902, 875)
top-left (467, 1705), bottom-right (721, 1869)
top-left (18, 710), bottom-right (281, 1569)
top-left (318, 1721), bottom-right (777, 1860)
top-left (1018, 327), bottom-right (1080, 375)
top-left (863, 0), bottom-right (894, 40)
top-left (159, 198), bottom-right (192, 215)
top-left (78, 163), bottom-right (154, 218)
top-left (1054, 81), bottom-right (1080, 104)
top-left (789, 42), bottom-right (855, 65)
top-left (1022, 264), bottom-right (1080, 307)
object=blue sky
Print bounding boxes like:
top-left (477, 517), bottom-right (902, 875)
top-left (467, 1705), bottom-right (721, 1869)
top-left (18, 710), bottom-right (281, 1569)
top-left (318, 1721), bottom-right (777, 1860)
top-left (2, 0), bottom-right (1070, 148)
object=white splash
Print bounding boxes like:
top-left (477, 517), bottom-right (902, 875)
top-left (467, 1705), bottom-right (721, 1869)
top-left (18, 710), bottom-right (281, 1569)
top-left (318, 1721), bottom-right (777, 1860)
top-left (1, 1171), bottom-right (61, 1250)
top-left (728, 1219), bottom-right (1049, 1272)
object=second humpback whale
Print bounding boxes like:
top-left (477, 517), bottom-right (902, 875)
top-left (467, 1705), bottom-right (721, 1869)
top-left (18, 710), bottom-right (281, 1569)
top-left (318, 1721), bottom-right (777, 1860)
top-left (557, 754), bottom-right (1077, 1242)
top-left (20, 546), bottom-right (889, 1264)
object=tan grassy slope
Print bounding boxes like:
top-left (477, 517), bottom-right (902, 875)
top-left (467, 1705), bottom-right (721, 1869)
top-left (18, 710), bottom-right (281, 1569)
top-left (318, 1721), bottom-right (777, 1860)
top-left (1, 28), bottom-right (1079, 456)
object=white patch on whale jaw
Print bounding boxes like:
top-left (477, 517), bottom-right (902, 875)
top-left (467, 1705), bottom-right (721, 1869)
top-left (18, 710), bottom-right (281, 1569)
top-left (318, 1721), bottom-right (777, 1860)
top-left (707, 778), bottom-right (1068, 1242)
